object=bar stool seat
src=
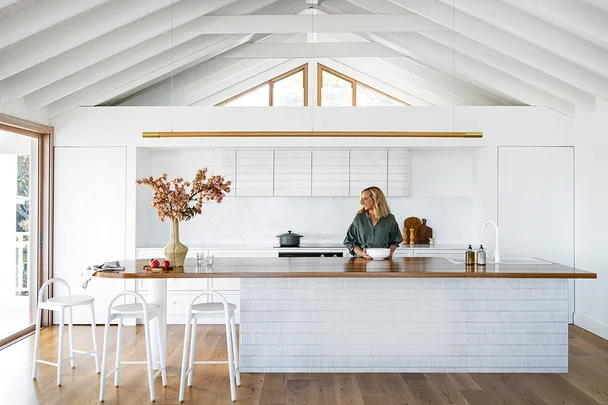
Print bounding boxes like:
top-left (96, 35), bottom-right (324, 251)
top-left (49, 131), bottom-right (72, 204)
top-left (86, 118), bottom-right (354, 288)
top-left (111, 303), bottom-right (160, 315)
top-left (191, 302), bottom-right (237, 314)
top-left (47, 295), bottom-right (95, 306)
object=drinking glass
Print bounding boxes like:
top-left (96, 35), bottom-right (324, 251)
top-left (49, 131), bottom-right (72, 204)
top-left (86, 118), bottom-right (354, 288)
top-left (205, 251), bottom-right (215, 268)
top-left (196, 251), bottom-right (205, 267)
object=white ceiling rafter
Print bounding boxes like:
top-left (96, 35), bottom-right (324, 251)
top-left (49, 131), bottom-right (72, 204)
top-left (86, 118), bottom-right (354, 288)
top-left (0, 0), bottom-right (112, 50)
top-left (503, 0), bottom-right (608, 50)
top-left (21, 0), bottom-right (291, 109)
top-left (44, 0), bottom-right (308, 116)
top-left (112, 32), bottom-right (302, 106)
top-left (45, 34), bottom-right (254, 118)
top-left (435, 0), bottom-right (608, 78)
top-left (370, 32), bottom-right (575, 115)
top-left (0, 0), bottom-right (22, 11)
top-left (0, 0), bottom-right (196, 81)
top-left (423, 31), bottom-right (596, 110)
top-left (0, 0), bottom-right (241, 103)
top-left (386, 0), bottom-right (608, 101)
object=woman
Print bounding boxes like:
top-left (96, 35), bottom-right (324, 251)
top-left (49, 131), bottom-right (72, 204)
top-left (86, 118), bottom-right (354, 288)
top-left (343, 186), bottom-right (403, 259)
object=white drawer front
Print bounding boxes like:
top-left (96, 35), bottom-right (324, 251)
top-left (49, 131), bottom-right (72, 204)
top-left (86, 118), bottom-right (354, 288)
top-left (210, 278), bottom-right (240, 291)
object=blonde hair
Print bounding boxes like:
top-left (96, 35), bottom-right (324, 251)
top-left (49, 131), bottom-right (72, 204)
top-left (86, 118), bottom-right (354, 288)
top-left (357, 186), bottom-right (391, 218)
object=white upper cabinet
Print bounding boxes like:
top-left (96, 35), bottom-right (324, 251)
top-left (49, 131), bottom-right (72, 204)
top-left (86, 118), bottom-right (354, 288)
top-left (312, 150), bottom-right (350, 196)
top-left (274, 151), bottom-right (312, 196)
top-left (349, 151), bottom-right (388, 196)
top-left (388, 149), bottom-right (412, 197)
top-left (182, 149), bottom-right (412, 198)
top-left (235, 150), bottom-right (274, 196)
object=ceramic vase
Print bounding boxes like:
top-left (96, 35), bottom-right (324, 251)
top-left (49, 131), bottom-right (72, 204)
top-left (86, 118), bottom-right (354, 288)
top-left (164, 218), bottom-right (188, 266)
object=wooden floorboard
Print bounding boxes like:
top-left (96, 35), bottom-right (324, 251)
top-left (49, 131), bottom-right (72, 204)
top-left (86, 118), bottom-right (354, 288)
top-left (1, 325), bottom-right (607, 405)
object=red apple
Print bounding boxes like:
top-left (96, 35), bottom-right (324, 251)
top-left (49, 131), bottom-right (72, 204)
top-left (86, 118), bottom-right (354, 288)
top-left (161, 260), bottom-right (170, 268)
top-left (149, 258), bottom-right (155, 265)
top-left (150, 259), bottom-right (160, 268)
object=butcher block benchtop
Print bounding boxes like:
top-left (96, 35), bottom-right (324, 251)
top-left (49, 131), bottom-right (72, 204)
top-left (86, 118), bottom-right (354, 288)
top-left (93, 257), bottom-right (596, 279)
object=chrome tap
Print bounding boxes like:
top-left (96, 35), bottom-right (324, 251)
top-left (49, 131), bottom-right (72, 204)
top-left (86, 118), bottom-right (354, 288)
top-left (482, 220), bottom-right (500, 263)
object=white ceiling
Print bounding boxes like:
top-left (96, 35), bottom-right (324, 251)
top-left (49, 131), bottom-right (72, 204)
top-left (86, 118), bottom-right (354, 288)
top-left (0, 0), bottom-right (606, 118)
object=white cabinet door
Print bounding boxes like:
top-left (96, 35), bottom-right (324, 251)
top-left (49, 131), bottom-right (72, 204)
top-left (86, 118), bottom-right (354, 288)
top-left (350, 151), bottom-right (387, 196)
top-left (235, 150), bottom-right (273, 196)
top-left (311, 150), bottom-right (350, 196)
top-left (387, 149), bottom-right (411, 197)
top-left (54, 147), bottom-right (127, 324)
top-left (274, 150), bottom-right (311, 196)
top-left (413, 250), bottom-right (465, 260)
top-left (498, 146), bottom-right (574, 322)
top-left (392, 249), bottom-right (413, 258)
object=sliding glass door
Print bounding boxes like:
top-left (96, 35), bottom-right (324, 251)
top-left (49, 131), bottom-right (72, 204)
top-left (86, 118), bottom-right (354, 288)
top-left (0, 129), bottom-right (40, 341)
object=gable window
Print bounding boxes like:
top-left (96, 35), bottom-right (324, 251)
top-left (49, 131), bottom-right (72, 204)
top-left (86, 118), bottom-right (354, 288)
top-left (217, 64), bottom-right (308, 106)
top-left (317, 64), bottom-right (408, 106)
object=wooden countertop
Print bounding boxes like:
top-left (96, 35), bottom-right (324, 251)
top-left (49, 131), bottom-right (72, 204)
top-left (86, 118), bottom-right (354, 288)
top-left (92, 257), bottom-right (597, 279)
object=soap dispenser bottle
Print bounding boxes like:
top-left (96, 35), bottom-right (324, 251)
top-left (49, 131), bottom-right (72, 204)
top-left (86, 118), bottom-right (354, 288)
top-left (476, 245), bottom-right (486, 266)
top-left (465, 245), bottom-right (476, 265)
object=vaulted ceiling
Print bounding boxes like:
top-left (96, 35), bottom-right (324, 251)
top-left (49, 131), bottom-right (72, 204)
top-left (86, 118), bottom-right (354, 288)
top-left (0, 0), bottom-right (606, 118)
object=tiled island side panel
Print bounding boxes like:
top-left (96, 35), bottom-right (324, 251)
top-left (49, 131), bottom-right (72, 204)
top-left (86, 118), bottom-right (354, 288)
top-left (240, 278), bottom-right (568, 372)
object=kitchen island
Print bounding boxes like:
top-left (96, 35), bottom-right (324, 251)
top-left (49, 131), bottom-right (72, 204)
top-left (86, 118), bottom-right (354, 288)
top-left (94, 257), bottom-right (595, 373)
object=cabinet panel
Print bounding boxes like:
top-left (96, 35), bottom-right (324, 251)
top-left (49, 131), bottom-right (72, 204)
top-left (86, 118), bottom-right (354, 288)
top-left (54, 147), bottom-right (127, 324)
top-left (413, 250), bottom-right (465, 260)
top-left (349, 151), bottom-right (387, 196)
top-left (236, 151), bottom-right (273, 196)
top-left (312, 150), bottom-right (349, 196)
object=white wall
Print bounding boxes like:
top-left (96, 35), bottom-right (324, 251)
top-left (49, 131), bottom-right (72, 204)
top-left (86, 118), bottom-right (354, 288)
top-left (574, 99), bottom-right (608, 339)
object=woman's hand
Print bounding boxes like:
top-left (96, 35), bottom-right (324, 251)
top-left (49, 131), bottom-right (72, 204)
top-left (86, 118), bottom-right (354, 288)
top-left (354, 246), bottom-right (372, 259)
top-left (386, 244), bottom-right (397, 260)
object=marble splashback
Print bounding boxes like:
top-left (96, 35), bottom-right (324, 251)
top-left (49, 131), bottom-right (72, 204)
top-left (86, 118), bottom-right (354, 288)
top-left (139, 196), bottom-right (474, 247)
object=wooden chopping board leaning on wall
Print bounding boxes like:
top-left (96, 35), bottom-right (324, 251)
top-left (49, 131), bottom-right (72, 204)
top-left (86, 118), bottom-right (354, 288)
top-left (403, 217), bottom-right (433, 244)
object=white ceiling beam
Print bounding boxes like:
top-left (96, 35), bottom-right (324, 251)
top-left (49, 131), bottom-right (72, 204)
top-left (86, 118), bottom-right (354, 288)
top-left (218, 42), bottom-right (403, 58)
top-left (174, 14), bottom-right (447, 34)
top-left (423, 31), bottom-right (596, 110)
top-left (324, 58), bottom-right (440, 106)
top-left (0, 0), bottom-right (112, 50)
top-left (373, 32), bottom-right (575, 116)
top-left (387, 0), bottom-right (608, 100)
top-left (0, 0), bottom-right (219, 81)
top-left (585, 0), bottom-right (608, 14)
top-left (0, 0), bottom-right (243, 102)
top-left (46, 34), bottom-right (254, 118)
top-left (435, 0), bottom-right (608, 78)
top-left (503, 0), bottom-right (608, 50)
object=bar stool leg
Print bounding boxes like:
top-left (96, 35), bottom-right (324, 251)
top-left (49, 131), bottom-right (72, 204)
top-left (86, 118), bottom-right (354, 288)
top-left (230, 314), bottom-right (241, 386)
top-left (57, 308), bottom-right (65, 386)
top-left (89, 302), bottom-right (100, 373)
top-left (179, 313), bottom-right (193, 402)
top-left (143, 318), bottom-right (156, 402)
top-left (32, 306), bottom-right (43, 379)
top-left (114, 318), bottom-right (123, 387)
top-left (68, 307), bottom-right (75, 368)
top-left (187, 318), bottom-right (197, 387)
top-left (100, 317), bottom-right (112, 402)
top-left (224, 313), bottom-right (237, 402)
top-left (155, 318), bottom-right (167, 387)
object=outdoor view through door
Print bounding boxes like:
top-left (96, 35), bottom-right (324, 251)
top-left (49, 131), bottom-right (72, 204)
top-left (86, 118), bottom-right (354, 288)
top-left (0, 129), bottom-right (39, 340)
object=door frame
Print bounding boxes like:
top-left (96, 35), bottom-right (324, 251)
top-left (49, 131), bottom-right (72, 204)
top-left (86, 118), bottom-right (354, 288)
top-left (0, 114), bottom-right (54, 349)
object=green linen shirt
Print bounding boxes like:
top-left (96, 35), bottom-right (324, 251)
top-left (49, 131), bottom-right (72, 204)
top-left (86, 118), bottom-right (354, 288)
top-left (343, 211), bottom-right (403, 256)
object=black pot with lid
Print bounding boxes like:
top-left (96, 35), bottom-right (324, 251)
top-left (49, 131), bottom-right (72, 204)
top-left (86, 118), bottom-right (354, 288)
top-left (276, 230), bottom-right (303, 247)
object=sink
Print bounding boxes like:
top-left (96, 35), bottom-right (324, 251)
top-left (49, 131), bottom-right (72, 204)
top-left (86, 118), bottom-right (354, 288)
top-left (443, 257), bottom-right (554, 265)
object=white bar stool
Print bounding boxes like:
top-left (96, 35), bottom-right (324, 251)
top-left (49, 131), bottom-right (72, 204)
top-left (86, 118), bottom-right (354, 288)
top-left (179, 291), bottom-right (240, 402)
top-left (99, 291), bottom-right (167, 403)
top-left (32, 278), bottom-right (100, 386)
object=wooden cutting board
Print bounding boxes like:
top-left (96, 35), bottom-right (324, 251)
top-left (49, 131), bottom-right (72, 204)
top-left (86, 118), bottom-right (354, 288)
top-left (403, 217), bottom-right (422, 243)
top-left (417, 218), bottom-right (433, 244)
